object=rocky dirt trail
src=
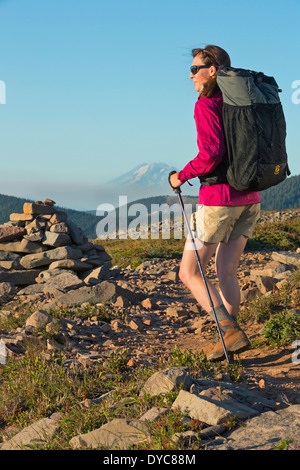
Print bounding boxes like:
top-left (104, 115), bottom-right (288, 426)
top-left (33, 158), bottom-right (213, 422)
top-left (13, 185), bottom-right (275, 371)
top-left (0, 204), bottom-right (299, 450)
top-left (116, 251), bottom-right (300, 404)
top-left (2, 249), bottom-right (299, 450)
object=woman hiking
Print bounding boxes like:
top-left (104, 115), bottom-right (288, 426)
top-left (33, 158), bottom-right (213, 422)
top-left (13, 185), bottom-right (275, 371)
top-left (169, 45), bottom-right (261, 360)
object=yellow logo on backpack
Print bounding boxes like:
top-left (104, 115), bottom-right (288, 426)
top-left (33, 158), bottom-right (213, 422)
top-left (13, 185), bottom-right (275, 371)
top-left (274, 165), bottom-right (281, 175)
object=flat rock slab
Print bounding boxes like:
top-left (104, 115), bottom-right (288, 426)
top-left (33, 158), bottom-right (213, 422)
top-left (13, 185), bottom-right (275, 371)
top-left (272, 251), bottom-right (300, 267)
top-left (10, 213), bottom-right (34, 222)
top-left (69, 418), bottom-right (150, 450)
top-left (0, 251), bottom-right (20, 261)
top-left (42, 231), bottom-right (72, 247)
top-left (18, 271), bottom-right (83, 296)
top-left (0, 226), bottom-right (26, 243)
top-left (0, 417), bottom-right (60, 450)
top-left (172, 390), bottom-right (258, 426)
top-left (193, 378), bottom-right (276, 411)
top-left (81, 264), bottom-right (111, 284)
top-left (0, 239), bottom-right (46, 253)
top-left (43, 280), bottom-right (138, 309)
top-left (23, 202), bottom-right (56, 215)
top-left (20, 246), bottom-right (83, 269)
top-left (0, 268), bottom-right (43, 286)
top-left (209, 404), bottom-right (300, 450)
top-left (48, 259), bottom-right (93, 272)
top-left (141, 367), bottom-right (193, 397)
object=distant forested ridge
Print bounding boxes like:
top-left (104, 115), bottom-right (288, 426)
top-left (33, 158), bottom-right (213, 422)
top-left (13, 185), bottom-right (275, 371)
top-left (0, 175), bottom-right (298, 238)
top-left (260, 175), bottom-right (300, 210)
top-left (126, 175), bottom-right (300, 212)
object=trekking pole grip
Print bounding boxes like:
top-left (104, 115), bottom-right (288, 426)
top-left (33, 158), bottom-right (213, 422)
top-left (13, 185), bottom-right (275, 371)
top-left (168, 171), bottom-right (182, 194)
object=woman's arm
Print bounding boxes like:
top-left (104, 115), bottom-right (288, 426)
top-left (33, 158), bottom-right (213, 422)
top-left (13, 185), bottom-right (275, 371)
top-left (178, 99), bottom-right (226, 183)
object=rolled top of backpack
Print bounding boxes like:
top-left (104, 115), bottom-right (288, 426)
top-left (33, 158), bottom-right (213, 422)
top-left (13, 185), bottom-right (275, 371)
top-left (216, 65), bottom-right (282, 106)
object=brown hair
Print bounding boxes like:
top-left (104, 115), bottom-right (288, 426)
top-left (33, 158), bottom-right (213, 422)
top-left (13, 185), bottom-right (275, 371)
top-left (192, 45), bottom-right (231, 98)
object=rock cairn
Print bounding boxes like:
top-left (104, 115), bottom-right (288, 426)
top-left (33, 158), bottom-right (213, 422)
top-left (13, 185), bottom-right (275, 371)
top-left (0, 199), bottom-right (112, 298)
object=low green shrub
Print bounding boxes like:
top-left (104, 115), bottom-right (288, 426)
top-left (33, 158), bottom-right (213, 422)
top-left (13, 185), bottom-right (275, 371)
top-left (262, 310), bottom-right (300, 346)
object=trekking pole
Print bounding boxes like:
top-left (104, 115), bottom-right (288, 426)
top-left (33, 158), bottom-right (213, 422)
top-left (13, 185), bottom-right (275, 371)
top-left (168, 171), bottom-right (230, 364)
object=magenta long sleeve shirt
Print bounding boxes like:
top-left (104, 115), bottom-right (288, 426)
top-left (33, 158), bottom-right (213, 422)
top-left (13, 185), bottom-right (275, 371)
top-left (178, 91), bottom-right (261, 206)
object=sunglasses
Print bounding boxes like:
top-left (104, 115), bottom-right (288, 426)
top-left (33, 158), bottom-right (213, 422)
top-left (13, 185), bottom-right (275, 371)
top-left (190, 65), bottom-right (210, 75)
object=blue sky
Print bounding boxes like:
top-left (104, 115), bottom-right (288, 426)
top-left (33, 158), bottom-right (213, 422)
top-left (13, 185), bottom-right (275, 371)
top-left (0, 0), bottom-right (299, 210)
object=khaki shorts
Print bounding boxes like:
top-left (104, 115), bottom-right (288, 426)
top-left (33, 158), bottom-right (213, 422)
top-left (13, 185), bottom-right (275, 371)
top-left (190, 203), bottom-right (261, 244)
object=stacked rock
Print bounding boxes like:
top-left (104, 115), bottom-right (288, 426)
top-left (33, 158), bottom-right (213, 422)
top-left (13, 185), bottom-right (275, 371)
top-left (0, 199), bottom-right (112, 297)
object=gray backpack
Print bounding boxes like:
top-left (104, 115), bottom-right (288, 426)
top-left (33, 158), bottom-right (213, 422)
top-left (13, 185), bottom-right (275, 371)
top-left (200, 66), bottom-right (290, 191)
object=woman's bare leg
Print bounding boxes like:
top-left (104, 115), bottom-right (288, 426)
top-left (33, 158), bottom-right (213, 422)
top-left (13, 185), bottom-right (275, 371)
top-left (179, 235), bottom-right (250, 360)
top-left (179, 239), bottom-right (220, 313)
top-left (215, 235), bottom-right (248, 319)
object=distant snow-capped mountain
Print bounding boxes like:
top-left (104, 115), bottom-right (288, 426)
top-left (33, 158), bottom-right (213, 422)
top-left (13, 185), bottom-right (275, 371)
top-left (109, 162), bottom-right (175, 187)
